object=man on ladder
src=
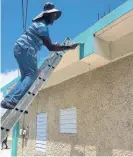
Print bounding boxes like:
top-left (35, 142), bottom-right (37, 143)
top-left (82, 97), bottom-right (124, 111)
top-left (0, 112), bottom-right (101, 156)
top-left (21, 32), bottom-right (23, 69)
top-left (1, 2), bottom-right (78, 109)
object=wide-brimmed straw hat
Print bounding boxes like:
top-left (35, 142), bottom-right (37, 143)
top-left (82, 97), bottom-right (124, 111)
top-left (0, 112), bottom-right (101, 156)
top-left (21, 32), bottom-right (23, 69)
top-left (33, 2), bottom-right (62, 21)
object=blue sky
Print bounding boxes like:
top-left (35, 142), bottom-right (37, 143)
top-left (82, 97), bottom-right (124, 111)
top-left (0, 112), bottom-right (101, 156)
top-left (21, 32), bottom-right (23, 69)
top-left (1, 0), bottom-right (124, 73)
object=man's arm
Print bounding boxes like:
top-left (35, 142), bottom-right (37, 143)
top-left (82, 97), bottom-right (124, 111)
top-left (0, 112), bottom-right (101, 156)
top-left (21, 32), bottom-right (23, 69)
top-left (40, 36), bottom-right (78, 51)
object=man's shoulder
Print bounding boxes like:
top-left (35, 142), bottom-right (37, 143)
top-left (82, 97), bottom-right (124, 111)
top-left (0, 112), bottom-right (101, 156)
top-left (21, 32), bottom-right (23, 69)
top-left (32, 21), bottom-right (47, 28)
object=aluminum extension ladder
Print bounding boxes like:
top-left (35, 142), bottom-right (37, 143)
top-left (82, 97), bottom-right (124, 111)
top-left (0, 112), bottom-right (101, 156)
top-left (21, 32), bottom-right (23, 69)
top-left (1, 38), bottom-right (70, 142)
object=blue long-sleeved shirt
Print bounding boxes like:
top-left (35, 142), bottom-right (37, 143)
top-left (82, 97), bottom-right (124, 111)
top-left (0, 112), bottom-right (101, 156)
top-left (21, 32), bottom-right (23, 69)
top-left (16, 20), bottom-right (49, 52)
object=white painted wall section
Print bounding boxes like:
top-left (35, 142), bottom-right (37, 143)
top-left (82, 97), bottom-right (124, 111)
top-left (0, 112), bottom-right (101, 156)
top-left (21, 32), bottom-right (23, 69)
top-left (94, 36), bottom-right (111, 60)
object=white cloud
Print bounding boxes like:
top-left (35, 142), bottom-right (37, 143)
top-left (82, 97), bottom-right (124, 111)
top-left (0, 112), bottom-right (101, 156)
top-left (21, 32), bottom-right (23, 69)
top-left (0, 69), bottom-right (19, 116)
top-left (0, 91), bottom-right (4, 101)
top-left (0, 91), bottom-right (7, 115)
top-left (0, 69), bottom-right (19, 88)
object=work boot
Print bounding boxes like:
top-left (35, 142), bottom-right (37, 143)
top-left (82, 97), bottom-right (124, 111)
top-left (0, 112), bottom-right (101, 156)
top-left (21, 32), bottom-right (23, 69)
top-left (1, 100), bottom-right (16, 110)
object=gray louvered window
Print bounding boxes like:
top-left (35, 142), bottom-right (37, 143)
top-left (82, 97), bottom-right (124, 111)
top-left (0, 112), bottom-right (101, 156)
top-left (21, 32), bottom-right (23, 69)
top-left (60, 108), bottom-right (77, 133)
top-left (36, 113), bottom-right (47, 152)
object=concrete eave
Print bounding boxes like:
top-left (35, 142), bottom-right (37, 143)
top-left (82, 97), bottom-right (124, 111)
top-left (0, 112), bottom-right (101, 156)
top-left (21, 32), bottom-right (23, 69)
top-left (95, 9), bottom-right (133, 42)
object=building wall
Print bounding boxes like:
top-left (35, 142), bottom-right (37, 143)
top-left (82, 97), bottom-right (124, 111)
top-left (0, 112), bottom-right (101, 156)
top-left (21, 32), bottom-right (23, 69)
top-left (18, 54), bottom-right (133, 156)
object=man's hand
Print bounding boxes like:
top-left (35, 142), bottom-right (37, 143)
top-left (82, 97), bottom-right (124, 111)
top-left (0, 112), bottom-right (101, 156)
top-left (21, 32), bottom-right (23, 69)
top-left (40, 35), bottom-right (78, 52)
top-left (69, 43), bottom-right (79, 50)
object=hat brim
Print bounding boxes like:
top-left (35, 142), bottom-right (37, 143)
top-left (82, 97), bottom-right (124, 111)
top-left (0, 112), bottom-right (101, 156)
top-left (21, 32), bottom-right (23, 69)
top-left (33, 9), bottom-right (62, 21)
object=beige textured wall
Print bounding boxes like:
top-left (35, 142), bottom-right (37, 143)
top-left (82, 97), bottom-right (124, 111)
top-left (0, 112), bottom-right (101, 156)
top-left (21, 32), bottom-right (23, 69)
top-left (18, 54), bottom-right (133, 156)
